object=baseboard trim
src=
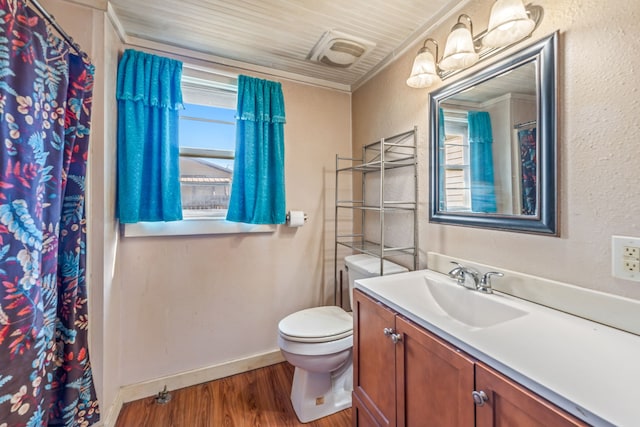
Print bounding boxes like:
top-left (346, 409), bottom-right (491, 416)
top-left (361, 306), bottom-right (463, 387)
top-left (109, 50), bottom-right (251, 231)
top-left (101, 391), bottom-right (124, 427)
top-left (104, 349), bottom-right (285, 427)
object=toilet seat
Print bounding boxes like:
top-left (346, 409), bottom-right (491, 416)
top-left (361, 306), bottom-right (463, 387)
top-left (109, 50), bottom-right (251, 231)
top-left (278, 306), bottom-right (353, 343)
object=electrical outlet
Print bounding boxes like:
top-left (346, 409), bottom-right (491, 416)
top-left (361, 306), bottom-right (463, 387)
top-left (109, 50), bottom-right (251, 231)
top-left (623, 246), bottom-right (640, 260)
top-left (623, 259), bottom-right (640, 273)
top-left (612, 236), bottom-right (640, 281)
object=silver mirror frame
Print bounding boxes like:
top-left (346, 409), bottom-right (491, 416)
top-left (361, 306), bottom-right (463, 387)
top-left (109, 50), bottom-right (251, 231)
top-left (429, 31), bottom-right (558, 235)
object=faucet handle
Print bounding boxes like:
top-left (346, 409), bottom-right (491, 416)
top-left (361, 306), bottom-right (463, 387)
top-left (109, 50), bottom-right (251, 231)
top-left (448, 261), bottom-right (464, 276)
top-left (479, 271), bottom-right (503, 293)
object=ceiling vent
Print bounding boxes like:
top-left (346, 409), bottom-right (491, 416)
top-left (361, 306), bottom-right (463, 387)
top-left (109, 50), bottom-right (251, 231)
top-left (307, 30), bottom-right (376, 69)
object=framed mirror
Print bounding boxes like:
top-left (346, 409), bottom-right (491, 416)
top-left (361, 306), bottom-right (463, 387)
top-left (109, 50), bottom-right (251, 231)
top-left (429, 32), bottom-right (558, 235)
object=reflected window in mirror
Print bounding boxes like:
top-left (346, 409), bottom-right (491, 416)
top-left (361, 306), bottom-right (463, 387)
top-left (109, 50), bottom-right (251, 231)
top-left (429, 32), bottom-right (558, 235)
top-left (440, 110), bottom-right (471, 211)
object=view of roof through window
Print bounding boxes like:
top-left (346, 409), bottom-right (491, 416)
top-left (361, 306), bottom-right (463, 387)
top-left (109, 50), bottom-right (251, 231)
top-left (179, 103), bottom-right (236, 218)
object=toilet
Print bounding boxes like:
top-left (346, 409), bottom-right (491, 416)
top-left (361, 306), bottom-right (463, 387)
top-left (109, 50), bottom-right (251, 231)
top-left (277, 254), bottom-right (408, 422)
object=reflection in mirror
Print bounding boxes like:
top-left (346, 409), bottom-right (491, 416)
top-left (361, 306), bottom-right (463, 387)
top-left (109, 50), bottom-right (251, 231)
top-left (439, 61), bottom-right (536, 215)
top-left (429, 32), bottom-right (557, 235)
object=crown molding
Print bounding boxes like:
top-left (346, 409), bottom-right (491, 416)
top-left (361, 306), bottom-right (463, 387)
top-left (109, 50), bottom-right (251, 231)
top-left (124, 36), bottom-right (352, 93)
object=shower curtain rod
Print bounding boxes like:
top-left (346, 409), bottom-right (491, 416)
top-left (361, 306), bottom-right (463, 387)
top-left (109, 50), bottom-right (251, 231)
top-left (27, 0), bottom-right (90, 61)
top-left (514, 120), bottom-right (537, 130)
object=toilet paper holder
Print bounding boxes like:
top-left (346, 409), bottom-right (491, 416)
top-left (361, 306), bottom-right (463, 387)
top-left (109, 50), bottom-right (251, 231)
top-left (286, 210), bottom-right (308, 226)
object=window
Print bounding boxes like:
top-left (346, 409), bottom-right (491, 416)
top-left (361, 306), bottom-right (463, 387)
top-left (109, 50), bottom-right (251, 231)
top-left (442, 118), bottom-right (471, 211)
top-left (179, 103), bottom-right (235, 219)
top-left (122, 68), bottom-right (275, 237)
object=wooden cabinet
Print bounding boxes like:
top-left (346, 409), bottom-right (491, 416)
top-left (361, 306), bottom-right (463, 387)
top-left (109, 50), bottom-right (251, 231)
top-left (353, 289), bottom-right (589, 427)
top-left (353, 288), bottom-right (396, 426)
top-left (395, 315), bottom-right (475, 426)
top-left (353, 391), bottom-right (382, 427)
top-left (475, 363), bottom-right (588, 427)
top-left (353, 289), bottom-right (475, 426)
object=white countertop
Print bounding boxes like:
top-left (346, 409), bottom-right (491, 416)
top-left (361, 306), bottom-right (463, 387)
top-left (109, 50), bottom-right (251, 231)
top-left (355, 269), bottom-right (640, 427)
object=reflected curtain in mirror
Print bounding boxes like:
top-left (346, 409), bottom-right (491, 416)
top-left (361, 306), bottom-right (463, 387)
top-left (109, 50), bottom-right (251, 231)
top-left (468, 111), bottom-right (497, 213)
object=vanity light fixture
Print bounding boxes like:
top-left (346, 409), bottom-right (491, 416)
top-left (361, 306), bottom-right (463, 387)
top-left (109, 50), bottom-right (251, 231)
top-left (439, 14), bottom-right (479, 71)
top-left (483, 0), bottom-right (536, 48)
top-left (406, 38), bottom-right (441, 89)
top-left (405, 2), bottom-right (543, 88)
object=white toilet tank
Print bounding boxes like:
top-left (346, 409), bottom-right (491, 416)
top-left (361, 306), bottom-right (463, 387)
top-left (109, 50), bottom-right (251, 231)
top-left (344, 254), bottom-right (408, 309)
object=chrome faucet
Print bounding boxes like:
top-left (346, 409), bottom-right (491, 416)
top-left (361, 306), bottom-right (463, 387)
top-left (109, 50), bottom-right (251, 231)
top-left (448, 261), bottom-right (503, 293)
top-left (448, 261), bottom-right (480, 290)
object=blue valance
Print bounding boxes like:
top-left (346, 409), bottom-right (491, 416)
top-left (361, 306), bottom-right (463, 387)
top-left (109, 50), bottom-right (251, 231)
top-left (116, 49), bottom-right (184, 110)
top-left (236, 75), bottom-right (286, 123)
top-left (468, 111), bottom-right (494, 144)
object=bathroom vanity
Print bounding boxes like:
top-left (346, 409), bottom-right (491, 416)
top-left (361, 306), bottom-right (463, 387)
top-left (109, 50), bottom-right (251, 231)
top-left (352, 269), bottom-right (640, 427)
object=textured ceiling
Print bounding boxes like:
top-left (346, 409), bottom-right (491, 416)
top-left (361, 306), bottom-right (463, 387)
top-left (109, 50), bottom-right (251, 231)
top-left (444, 61), bottom-right (537, 104)
top-left (109, 0), bottom-right (467, 90)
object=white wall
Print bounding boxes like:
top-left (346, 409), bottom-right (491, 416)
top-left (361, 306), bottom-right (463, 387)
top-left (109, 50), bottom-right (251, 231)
top-left (99, 14), bottom-right (122, 423)
top-left (39, 0), bottom-right (353, 417)
top-left (116, 76), bottom-right (352, 385)
top-left (353, 0), bottom-right (640, 301)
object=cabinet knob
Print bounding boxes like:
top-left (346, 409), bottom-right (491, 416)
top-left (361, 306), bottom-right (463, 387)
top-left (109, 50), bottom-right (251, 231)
top-left (390, 333), bottom-right (402, 343)
top-left (472, 390), bottom-right (489, 406)
top-left (383, 327), bottom-right (394, 336)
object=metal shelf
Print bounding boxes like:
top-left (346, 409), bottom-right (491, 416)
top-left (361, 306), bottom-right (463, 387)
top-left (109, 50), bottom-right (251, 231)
top-left (333, 126), bottom-right (419, 307)
top-left (336, 240), bottom-right (416, 258)
top-left (337, 156), bottom-right (416, 173)
top-left (336, 203), bottom-right (416, 211)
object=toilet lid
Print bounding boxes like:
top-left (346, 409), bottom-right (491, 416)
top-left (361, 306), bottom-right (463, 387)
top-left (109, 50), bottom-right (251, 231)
top-left (278, 306), bottom-right (353, 343)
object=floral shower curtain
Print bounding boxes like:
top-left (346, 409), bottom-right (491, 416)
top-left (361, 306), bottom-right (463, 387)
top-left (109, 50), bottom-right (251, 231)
top-left (0, 1), bottom-right (99, 425)
top-left (518, 127), bottom-right (537, 215)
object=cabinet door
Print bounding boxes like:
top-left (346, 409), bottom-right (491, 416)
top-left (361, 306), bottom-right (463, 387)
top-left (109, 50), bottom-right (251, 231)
top-left (353, 290), bottom-right (397, 427)
top-left (353, 391), bottom-right (383, 427)
top-left (395, 316), bottom-right (476, 427)
top-left (475, 363), bottom-right (590, 427)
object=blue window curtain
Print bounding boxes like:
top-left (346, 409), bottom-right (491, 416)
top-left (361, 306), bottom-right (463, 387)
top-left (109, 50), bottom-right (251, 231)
top-left (116, 49), bottom-right (184, 223)
top-left (468, 111), bottom-right (497, 213)
top-left (226, 75), bottom-right (286, 224)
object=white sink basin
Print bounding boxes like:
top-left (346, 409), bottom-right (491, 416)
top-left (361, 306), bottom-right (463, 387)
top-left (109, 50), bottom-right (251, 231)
top-left (424, 272), bottom-right (528, 328)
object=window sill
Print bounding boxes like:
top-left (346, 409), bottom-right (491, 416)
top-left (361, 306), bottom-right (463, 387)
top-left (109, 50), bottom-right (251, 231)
top-left (122, 218), bottom-right (277, 237)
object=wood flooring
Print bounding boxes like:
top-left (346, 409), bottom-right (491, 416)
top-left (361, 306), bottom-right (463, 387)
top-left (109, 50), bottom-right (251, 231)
top-left (114, 362), bottom-right (352, 427)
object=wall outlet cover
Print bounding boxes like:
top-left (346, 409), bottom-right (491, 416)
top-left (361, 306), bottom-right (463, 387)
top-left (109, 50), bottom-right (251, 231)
top-left (612, 235), bottom-right (640, 281)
